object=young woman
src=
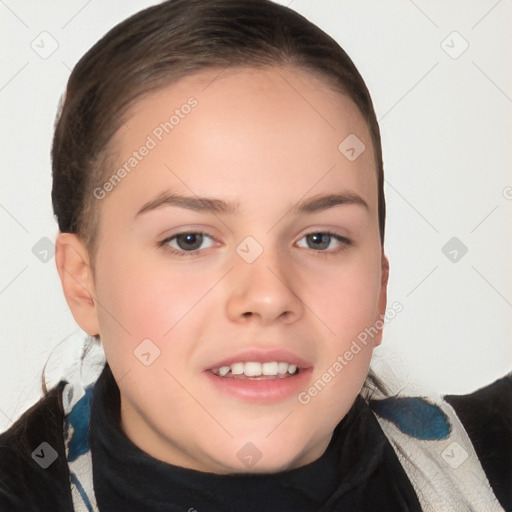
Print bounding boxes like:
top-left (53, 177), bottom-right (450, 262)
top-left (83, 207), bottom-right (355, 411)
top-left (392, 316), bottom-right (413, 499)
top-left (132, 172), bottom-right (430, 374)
top-left (1, 1), bottom-right (510, 511)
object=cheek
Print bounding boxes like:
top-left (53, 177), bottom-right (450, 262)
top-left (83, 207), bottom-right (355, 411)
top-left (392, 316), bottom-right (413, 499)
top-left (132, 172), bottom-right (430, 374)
top-left (93, 255), bottom-right (209, 399)
top-left (309, 255), bottom-right (382, 340)
top-left (96, 257), bottom-right (207, 338)
top-left (311, 249), bottom-right (383, 399)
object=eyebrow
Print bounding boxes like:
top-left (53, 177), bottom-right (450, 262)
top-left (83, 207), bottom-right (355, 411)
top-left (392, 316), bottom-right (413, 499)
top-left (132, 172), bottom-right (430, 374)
top-left (135, 190), bottom-right (369, 218)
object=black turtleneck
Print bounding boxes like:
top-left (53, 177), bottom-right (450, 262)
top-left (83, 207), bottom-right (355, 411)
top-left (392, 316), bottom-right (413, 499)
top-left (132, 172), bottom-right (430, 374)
top-left (89, 364), bottom-right (422, 511)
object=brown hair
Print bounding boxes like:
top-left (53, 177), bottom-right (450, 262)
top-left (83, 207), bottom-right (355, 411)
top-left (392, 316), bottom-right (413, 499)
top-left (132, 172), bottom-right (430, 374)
top-left (51, 0), bottom-right (385, 263)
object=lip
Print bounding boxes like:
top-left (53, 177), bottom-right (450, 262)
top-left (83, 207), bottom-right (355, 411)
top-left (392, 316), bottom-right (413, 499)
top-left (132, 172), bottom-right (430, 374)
top-left (204, 366), bottom-right (313, 403)
top-left (202, 348), bottom-right (314, 403)
top-left (204, 349), bottom-right (313, 372)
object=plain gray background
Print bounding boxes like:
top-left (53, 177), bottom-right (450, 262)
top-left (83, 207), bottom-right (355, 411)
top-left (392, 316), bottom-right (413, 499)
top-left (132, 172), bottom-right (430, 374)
top-left (1, 0), bottom-right (511, 434)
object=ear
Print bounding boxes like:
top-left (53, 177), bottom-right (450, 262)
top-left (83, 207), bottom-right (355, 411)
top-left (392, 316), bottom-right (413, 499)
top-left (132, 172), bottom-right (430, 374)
top-left (55, 233), bottom-right (100, 336)
top-left (373, 250), bottom-right (390, 348)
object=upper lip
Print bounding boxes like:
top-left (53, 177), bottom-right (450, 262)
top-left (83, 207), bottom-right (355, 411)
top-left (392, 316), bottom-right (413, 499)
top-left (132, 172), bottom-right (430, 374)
top-left (205, 348), bottom-right (313, 371)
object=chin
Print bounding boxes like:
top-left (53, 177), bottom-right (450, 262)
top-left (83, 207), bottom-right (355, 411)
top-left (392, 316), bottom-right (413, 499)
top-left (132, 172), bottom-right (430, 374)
top-left (210, 440), bottom-right (314, 475)
top-left (239, 458), bottom-right (302, 474)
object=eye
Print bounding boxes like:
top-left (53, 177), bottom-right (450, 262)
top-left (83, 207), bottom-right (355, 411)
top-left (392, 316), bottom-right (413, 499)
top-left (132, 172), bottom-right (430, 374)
top-left (159, 231), bottom-right (216, 256)
top-left (296, 231), bottom-right (351, 253)
top-left (158, 230), bottom-right (350, 257)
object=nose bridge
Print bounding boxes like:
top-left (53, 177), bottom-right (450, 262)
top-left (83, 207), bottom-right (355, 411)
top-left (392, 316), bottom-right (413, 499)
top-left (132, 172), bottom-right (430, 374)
top-left (226, 237), bottom-right (303, 324)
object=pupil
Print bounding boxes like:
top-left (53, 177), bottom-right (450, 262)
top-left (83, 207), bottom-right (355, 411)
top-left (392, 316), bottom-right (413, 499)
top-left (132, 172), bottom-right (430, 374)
top-left (308, 233), bottom-right (329, 250)
top-left (177, 233), bottom-right (203, 251)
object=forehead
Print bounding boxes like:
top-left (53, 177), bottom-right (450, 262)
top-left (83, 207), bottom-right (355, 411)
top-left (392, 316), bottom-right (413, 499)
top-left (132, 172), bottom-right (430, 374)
top-left (103, 66), bottom-right (377, 218)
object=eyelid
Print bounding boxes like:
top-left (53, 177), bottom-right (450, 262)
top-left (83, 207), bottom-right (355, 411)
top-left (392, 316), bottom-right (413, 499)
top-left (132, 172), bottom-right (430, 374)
top-left (294, 224), bottom-right (352, 243)
top-left (158, 229), bottom-right (219, 256)
top-left (295, 230), bottom-right (352, 252)
top-left (158, 228), bottom-right (352, 258)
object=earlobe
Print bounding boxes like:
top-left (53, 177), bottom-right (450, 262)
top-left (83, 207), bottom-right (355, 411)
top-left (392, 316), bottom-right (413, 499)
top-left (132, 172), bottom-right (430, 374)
top-left (373, 252), bottom-right (390, 348)
top-left (55, 233), bottom-right (100, 336)
top-left (381, 253), bottom-right (390, 289)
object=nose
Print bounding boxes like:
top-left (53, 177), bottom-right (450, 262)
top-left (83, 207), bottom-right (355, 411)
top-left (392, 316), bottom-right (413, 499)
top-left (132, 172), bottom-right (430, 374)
top-left (225, 248), bottom-right (304, 326)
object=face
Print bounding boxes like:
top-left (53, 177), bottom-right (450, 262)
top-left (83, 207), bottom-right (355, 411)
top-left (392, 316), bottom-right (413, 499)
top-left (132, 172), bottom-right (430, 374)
top-left (69, 66), bottom-right (388, 474)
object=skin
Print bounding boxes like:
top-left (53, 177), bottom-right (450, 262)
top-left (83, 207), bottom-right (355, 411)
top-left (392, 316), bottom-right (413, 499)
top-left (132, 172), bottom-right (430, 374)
top-left (56, 66), bottom-right (389, 475)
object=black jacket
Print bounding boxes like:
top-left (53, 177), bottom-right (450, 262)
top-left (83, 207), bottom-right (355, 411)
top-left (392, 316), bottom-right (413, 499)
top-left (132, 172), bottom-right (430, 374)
top-left (1, 373), bottom-right (511, 512)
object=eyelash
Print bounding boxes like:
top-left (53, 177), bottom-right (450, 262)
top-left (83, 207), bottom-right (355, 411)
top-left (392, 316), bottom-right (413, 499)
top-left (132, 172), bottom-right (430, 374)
top-left (157, 230), bottom-right (352, 257)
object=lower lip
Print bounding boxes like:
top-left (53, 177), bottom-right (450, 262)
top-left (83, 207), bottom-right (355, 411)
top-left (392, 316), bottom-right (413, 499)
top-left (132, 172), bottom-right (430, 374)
top-left (203, 368), bottom-right (313, 403)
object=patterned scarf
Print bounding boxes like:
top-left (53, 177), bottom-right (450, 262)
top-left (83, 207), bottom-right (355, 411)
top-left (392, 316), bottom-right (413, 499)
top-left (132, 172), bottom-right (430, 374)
top-left (56, 335), bottom-right (503, 512)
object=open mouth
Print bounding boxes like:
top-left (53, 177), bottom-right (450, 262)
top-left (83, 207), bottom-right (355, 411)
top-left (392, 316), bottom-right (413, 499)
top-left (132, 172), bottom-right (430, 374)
top-left (205, 356), bottom-right (312, 402)
top-left (209, 361), bottom-right (301, 380)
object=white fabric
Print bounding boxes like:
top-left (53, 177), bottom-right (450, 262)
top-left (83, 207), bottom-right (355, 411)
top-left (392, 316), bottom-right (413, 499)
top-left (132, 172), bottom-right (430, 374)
top-left (374, 397), bottom-right (505, 512)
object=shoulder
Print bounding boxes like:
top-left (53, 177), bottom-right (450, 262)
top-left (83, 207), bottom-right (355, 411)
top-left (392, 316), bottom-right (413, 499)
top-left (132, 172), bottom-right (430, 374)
top-left (444, 373), bottom-right (512, 510)
top-left (368, 374), bottom-right (512, 510)
top-left (0, 381), bottom-right (72, 512)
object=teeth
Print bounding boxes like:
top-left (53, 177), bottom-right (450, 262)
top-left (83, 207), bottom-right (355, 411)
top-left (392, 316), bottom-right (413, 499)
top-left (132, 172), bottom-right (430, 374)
top-left (218, 366), bottom-right (230, 377)
top-left (230, 362), bottom-right (244, 375)
top-left (277, 362), bottom-right (289, 374)
top-left (262, 362), bottom-right (278, 375)
top-left (212, 361), bottom-right (300, 377)
top-left (244, 362), bottom-right (261, 376)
